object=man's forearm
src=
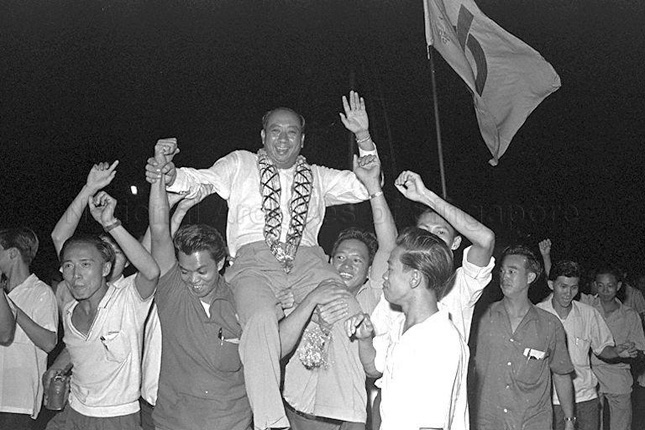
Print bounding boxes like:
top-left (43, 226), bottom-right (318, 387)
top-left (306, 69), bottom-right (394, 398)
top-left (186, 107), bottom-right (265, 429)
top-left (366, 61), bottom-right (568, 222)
top-left (279, 300), bottom-right (317, 358)
top-left (15, 306), bottom-right (57, 352)
top-left (0, 292), bottom-right (16, 345)
top-left (419, 189), bottom-right (494, 265)
top-left (51, 185), bottom-right (94, 255)
top-left (358, 338), bottom-right (381, 378)
top-left (553, 373), bottom-right (575, 421)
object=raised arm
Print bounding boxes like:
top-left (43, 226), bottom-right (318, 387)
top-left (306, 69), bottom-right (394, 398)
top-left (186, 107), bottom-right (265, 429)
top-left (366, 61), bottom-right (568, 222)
top-left (149, 140), bottom-right (178, 276)
top-left (51, 161), bottom-right (118, 255)
top-left (0, 291), bottom-right (16, 345)
top-left (340, 90), bottom-right (375, 152)
top-left (395, 171), bottom-right (495, 267)
top-left (89, 192), bottom-right (159, 299)
top-left (279, 279), bottom-right (353, 358)
top-left (539, 239), bottom-right (552, 278)
top-left (353, 154), bottom-right (397, 280)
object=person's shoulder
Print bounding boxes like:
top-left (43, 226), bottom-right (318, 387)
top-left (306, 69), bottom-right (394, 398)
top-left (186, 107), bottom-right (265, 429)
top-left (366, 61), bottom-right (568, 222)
top-left (533, 304), bottom-right (563, 325)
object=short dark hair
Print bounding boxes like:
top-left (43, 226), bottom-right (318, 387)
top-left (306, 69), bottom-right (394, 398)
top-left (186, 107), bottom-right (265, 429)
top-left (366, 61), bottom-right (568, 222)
top-left (262, 107), bottom-right (306, 133)
top-left (395, 227), bottom-right (455, 300)
top-left (331, 228), bottom-right (378, 266)
top-left (550, 260), bottom-right (582, 281)
top-left (502, 244), bottom-right (543, 284)
top-left (594, 264), bottom-right (622, 283)
top-left (416, 209), bottom-right (458, 238)
top-left (60, 235), bottom-right (116, 270)
top-left (173, 224), bottom-right (228, 264)
top-left (0, 227), bottom-right (39, 266)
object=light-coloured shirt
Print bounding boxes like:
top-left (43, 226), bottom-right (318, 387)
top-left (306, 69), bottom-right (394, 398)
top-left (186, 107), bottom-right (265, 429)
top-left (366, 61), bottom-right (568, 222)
top-left (623, 284), bottom-right (645, 316)
top-left (537, 297), bottom-right (614, 404)
top-left (0, 275), bottom-right (58, 418)
top-left (65, 275), bottom-right (152, 417)
top-left (588, 297), bottom-right (645, 394)
top-left (371, 246), bottom-right (494, 372)
top-left (140, 302), bottom-right (161, 406)
top-left (167, 149), bottom-right (376, 257)
top-left (378, 310), bottom-right (469, 430)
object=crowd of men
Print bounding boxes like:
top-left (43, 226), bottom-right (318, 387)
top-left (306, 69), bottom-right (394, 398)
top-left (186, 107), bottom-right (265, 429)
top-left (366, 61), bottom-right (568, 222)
top-left (1, 91), bottom-right (644, 430)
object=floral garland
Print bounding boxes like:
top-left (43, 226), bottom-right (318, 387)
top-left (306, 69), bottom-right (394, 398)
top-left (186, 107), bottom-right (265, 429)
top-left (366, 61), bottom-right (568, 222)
top-left (257, 149), bottom-right (313, 274)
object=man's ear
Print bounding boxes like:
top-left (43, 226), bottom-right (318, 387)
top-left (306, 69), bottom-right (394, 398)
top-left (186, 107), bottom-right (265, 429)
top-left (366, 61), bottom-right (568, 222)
top-left (300, 133), bottom-right (305, 149)
top-left (260, 129), bottom-right (266, 144)
top-left (409, 270), bottom-right (421, 289)
top-left (547, 280), bottom-right (554, 291)
top-left (451, 235), bottom-right (462, 251)
top-left (527, 271), bottom-right (537, 285)
top-left (617, 281), bottom-right (623, 291)
top-left (217, 258), bottom-right (226, 272)
top-left (102, 262), bottom-right (113, 278)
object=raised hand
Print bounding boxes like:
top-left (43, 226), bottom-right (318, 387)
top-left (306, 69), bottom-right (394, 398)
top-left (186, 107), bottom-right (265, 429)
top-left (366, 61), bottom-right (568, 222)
top-left (395, 170), bottom-right (429, 203)
top-left (339, 91), bottom-right (369, 136)
top-left (353, 154), bottom-right (381, 189)
top-left (345, 312), bottom-right (375, 340)
top-left (146, 138), bottom-right (179, 185)
top-left (86, 160), bottom-right (119, 193)
top-left (88, 191), bottom-right (118, 227)
top-left (538, 239), bottom-right (552, 257)
top-left (309, 279), bottom-right (352, 328)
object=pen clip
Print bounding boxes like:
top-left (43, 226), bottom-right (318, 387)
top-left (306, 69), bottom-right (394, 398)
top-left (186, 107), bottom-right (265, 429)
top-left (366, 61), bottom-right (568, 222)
top-left (218, 328), bottom-right (223, 345)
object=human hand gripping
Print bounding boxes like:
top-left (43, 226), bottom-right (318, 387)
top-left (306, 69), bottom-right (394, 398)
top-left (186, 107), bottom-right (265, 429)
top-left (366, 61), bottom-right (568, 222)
top-left (395, 170), bottom-right (430, 203)
top-left (538, 239), bottom-right (551, 258)
top-left (277, 288), bottom-right (295, 310)
top-left (88, 191), bottom-right (118, 227)
top-left (353, 154), bottom-right (381, 191)
top-left (145, 138), bottom-right (180, 185)
top-left (86, 160), bottom-right (119, 193)
top-left (340, 90), bottom-right (370, 141)
top-left (616, 341), bottom-right (638, 358)
top-left (345, 313), bottom-right (375, 340)
top-left (310, 279), bottom-right (352, 328)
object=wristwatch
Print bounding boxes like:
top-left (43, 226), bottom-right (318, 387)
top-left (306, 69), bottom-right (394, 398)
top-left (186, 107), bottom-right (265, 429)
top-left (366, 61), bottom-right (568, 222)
top-left (564, 416), bottom-right (577, 425)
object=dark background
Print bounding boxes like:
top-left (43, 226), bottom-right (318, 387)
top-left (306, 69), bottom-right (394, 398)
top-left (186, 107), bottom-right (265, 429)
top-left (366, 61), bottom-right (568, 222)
top-left (2, 0), bottom-right (644, 285)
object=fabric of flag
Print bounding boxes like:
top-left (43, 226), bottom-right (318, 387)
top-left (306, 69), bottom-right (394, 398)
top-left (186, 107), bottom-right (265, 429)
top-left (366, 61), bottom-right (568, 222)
top-left (423, 0), bottom-right (561, 165)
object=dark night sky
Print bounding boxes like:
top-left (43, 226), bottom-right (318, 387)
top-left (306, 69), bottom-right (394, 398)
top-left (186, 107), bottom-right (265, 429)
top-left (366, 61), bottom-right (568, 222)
top-left (2, 0), bottom-right (644, 281)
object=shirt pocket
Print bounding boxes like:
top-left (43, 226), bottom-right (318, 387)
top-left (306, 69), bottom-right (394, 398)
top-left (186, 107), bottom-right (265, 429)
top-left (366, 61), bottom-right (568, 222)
top-left (210, 328), bottom-right (242, 373)
top-left (100, 330), bottom-right (131, 363)
top-left (515, 350), bottom-right (549, 386)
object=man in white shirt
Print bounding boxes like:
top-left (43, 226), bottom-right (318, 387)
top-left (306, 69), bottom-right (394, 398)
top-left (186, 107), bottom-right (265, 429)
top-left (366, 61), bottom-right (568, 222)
top-left (0, 227), bottom-right (58, 429)
top-left (346, 228), bottom-right (469, 430)
top-left (537, 260), bottom-right (637, 430)
top-left (145, 92), bottom-right (377, 429)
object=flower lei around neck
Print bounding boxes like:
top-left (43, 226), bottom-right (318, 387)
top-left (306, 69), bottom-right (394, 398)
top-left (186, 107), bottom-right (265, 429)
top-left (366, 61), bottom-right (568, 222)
top-left (257, 149), bottom-right (313, 274)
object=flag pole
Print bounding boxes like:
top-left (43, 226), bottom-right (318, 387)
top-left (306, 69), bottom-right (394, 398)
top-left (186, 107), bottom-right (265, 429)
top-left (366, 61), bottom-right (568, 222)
top-left (428, 46), bottom-right (448, 199)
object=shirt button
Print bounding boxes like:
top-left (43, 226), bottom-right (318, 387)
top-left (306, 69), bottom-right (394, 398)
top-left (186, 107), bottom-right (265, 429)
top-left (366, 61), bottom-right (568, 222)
top-left (507, 362), bottom-right (512, 366)
top-left (205, 390), bottom-right (209, 394)
top-left (510, 338), bottom-right (514, 342)
top-left (506, 385), bottom-right (510, 389)
top-left (503, 408), bottom-right (508, 413)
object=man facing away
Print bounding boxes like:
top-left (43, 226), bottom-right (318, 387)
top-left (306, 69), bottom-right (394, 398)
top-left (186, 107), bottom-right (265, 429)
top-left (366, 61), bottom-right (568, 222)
top-left (537, 260), bottom-right (637, 430)
top-left (146, 91), bottom-right (377, 429)
top-left (473, 245), bottom-right (576, 430)
top-left (0, 227), bottom-right (58, 429)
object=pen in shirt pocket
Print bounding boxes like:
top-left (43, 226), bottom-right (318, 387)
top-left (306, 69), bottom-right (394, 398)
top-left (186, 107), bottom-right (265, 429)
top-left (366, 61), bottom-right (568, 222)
top-left (218, 327), bottom-right (240, 345)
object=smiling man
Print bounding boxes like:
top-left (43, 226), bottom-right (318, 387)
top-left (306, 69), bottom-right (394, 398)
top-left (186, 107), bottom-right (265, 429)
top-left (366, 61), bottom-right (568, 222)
top-left (581, 266), bottom-right (645, 430)
top-left (148, 146), bottom-right (252, 430)
top-left (146, 91), bottom-right (377, 429)
top-left (537, 260), bottom-right (637, 430)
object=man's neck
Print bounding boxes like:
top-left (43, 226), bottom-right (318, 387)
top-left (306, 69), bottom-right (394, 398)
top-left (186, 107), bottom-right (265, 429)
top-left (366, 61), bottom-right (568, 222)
top-left (401, 292), bottom-right (438, 333)
top-left (4, 265), bottom-right (31, 293)
top-left (503, 295), bottom-right (532, 318)
top-left (551, 297), bottom-right (573, 319)
top-left (600, 297), bottom-right (619, 314)
top-left (77, 283), bottom-right (109, 315)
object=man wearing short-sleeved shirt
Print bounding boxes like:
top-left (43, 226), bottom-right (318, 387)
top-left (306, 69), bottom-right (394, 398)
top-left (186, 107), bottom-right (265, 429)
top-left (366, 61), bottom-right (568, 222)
top-left (473, 245), bottom-right (575, 430)
top-left (537, 260), bottom-right (637, 430)
top-left (0, 228), bottom-right (58, 429)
